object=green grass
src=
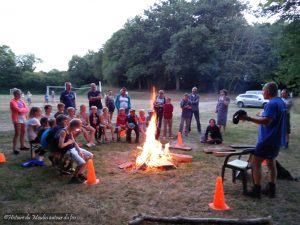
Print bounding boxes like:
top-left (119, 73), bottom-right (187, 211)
top-left (0, 92), bottom-right (300, 225)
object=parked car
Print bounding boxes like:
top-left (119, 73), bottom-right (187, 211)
top-left (235, 93), bottom-right (269, 108)
top-left (245, 90), bottom-right (263, 95)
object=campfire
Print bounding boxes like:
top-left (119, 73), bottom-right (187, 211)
top-left (118, 87), bottom-right (192, 171)
top-left (135, 113), bottom-right (176, 170)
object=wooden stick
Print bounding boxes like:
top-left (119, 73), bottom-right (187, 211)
top-left (128, 213), bottom-right (273, 225)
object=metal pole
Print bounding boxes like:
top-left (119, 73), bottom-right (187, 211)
top-left (99, 81), bottom-right (102, 92)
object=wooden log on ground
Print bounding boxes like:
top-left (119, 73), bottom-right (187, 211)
top-left (230, 144), bottom-right (256, 149)
top-left (118, 161), bottom-right (134, 169)
top-left (170, 153), bottom-right (193, 163)
top-left (213, 151), bottom-right (240, 157)
top-left (128, 213), bottom-right (273, 225)
top-left (169, 145), bottom-right (192, 151)
top-left (203, 147), bottom-right (235, 154)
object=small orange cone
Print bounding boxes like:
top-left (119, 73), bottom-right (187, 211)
top-left (84, 159), bottom-right (99, 185)
top-left (176, 132), bottom-right (183, 147)
top-left (209, 176), bottom-right (230, 211)
top-left (0, 153), bottom-right (6, 163)
top-left (120, 129), bottom-right (126, 138)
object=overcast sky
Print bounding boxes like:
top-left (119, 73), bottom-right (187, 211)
top-left (0, 0), bottom-right (270, 72)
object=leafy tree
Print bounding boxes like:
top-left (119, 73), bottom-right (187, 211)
top-left (259, 0), bottom-right (300, 94)
top-left (16, 53), bottom-right (42, 73)
top-left (0, 45), bottom-right (19, 88)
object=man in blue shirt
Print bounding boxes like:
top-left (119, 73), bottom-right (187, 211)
top-left (241, 82), bottom-right (286, 198)
top-left (60, 82), bottom-right (76, 112)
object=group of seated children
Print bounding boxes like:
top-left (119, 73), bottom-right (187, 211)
top-left (27, 108), bottom-right (93, 184)
top-left (25, 103), bottom-right (157, 183)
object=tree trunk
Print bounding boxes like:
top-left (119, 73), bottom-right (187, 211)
top-left (175, 75), bottom-right (180, 91)
top-left (138, 80), bottom-right (142, 90)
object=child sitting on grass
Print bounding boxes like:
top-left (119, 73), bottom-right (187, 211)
top-left (67, 107), bottom-right (76, 122)
top-left (115, 108), bottom-right (127, 142)
top-left (27, 107), bottom-right (43, 158)
top-left (90, 106), bottom-right (103, 143)
top-left (43, 104), bottom-right (54, 119)
top-left (138, 109), bottom-right (147, 139)
top-left (201, 119), bottom-right (223, 144)
top-left (58, 118), bottom-right (93, 184)
top-left (54, 103), bottom-right (65, 118)
top-left (100, 107), bottom-right (115, 142)
top-left (146, 109), bottom-right (154, 126)
top-left (77, 104), bottom-right (96, 147)
top-left (126, 109), bottom-right (139, 144)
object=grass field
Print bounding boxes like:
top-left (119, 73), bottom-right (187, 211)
top-left (0, 91), bottom-right (299, 225)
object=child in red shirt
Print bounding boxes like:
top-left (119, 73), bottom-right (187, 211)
top-left (115, 108), bottom-right (127, 141)
top-left (163, 97), bottom-right (174, 139)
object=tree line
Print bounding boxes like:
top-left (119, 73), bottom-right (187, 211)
top-left (0, 0), bottom-right (299, 94)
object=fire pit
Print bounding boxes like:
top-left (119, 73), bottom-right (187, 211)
top-left (118, 88), bottom-right (193, 171)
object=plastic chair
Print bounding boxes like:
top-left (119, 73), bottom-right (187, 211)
top-left (221, 148), bottom-right (254, 194)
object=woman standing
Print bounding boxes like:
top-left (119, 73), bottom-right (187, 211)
top-left (10, 89), bottom-right (29, 154)
top-left (215, 89), bottom-right (230, 133)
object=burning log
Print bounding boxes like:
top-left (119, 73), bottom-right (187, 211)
top-left (128, 213), bottom-right (273, 225)
top-left (119, 87), bottom-right (193, 171)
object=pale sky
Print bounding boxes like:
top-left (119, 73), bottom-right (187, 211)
top-left (0, 0), bottom-right (271, 72)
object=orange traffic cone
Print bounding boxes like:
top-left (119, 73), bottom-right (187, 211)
top-left (84, 159), bottom-right (100, 185)
top-left (120, 129), bottom-right (126, 138)
top-left (209, 176), bottom-right (230, 211)
top-left (176, 132), bottom-right (183, 147)
top-left (0, 153), bottom-right (6, 163)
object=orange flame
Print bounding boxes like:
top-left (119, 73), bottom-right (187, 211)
top-left (151, 86), bottom-right (156, 110)
top-left (135, 87), bottom-right (174, 169)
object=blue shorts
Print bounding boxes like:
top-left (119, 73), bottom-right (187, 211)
top-left (254, 144), bottom-right (280, 159)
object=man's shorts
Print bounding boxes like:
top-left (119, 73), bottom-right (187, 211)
top-left (66, 148), bottom-right (93, 166)
top-left (254, 143), bottom-right (280, 159)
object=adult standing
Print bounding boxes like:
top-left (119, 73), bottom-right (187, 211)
top-left (215, 89), bottom-right (230, 133)
top-left (189, 87), bottom-right (201, 133)
top-left (241, 82), bottom-right (286, 198)
top-left (60, 82), bottom-right (76, 112)
top-left (10, 89), bottom-right (29, 154)
top-left (105, 89), bottom-right (115, 119)
top-left (154, 90), bottom-right (166, 139)
top-left (51, 90), bottom-right (55, 103)
top-left (281, 89), bottom-right (293, 148)
top-left (115, 87), bottom-right (131, 115)
top-left (88, 83), bottom-right (103, 115)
